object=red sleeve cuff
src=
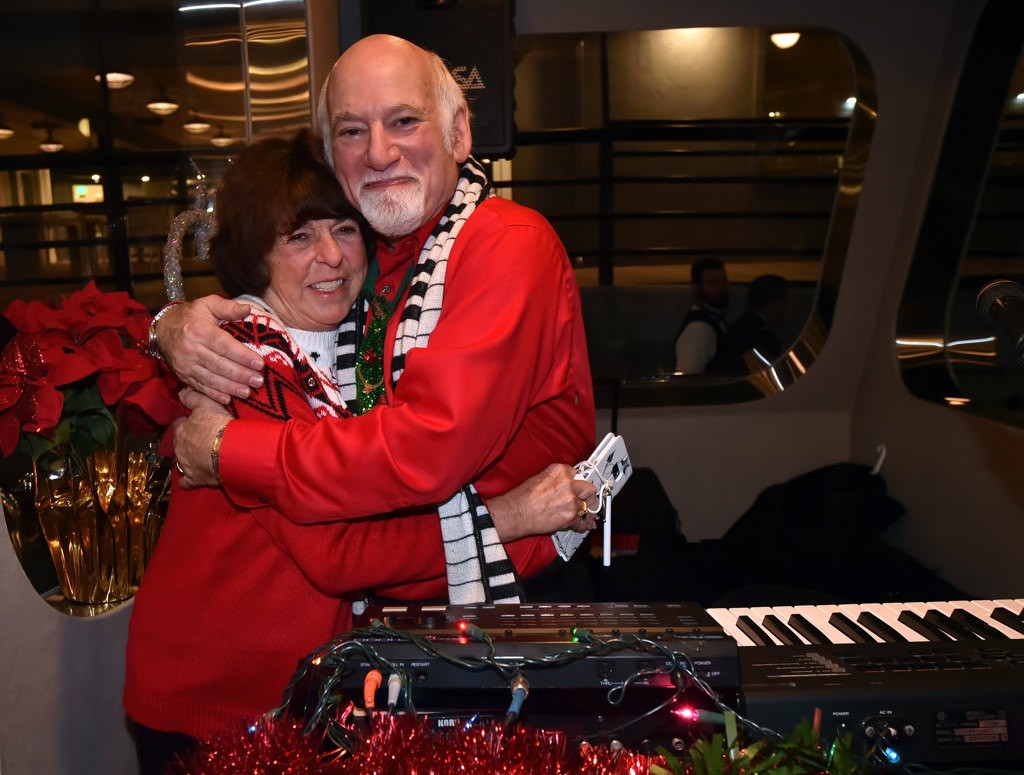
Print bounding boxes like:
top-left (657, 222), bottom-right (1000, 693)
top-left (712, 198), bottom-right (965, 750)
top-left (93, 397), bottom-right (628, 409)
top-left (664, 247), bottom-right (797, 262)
top-left (220, 418), bottom-right (286, 510)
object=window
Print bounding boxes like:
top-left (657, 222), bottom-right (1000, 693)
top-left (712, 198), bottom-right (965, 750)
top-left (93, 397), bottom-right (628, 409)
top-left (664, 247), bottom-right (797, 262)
top-left (508, 28), bottom-right (874, 405)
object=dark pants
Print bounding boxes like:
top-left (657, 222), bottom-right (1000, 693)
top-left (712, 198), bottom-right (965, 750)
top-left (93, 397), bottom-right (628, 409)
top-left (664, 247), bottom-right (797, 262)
top-left (129, 720), bottom-right (199, 775)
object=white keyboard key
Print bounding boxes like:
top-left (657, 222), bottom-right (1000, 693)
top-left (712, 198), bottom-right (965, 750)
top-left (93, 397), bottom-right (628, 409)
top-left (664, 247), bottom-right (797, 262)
top-left (707, 607), bottom-right (755, 647)
top-left (771, 605), bottom-right (815, 645)
top-left (837, 604), bottom-right (884, 642)
top-left (859, 602), bottom-right (926, 642)
top-left (793, 604), bottom-right (853, 645)
top-left (957, 600), bottom-right (1022, 640)
top-left (748, 607), bottom-right (786, 645)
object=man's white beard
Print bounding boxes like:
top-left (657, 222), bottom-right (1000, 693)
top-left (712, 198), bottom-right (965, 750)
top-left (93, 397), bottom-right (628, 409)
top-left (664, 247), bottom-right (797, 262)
top-left (358, 180), bottom-right (427, 239)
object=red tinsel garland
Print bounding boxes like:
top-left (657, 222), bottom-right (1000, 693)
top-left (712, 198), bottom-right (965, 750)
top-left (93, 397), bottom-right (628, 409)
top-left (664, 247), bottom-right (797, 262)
top-left (175, 715), bottom-right (667, 775)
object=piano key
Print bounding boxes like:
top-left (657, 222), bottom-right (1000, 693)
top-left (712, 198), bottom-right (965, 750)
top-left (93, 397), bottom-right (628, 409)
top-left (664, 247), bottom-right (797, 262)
top-left (893, 601), bottom-right (967, 641)
top-left (765, 606), bottom-right (820, 645)
top-left (996, 599), bottom-right (1024, 614)
top-left (829, 611), bottom-right (874, 643)
top-left (991, 608), bottom-right (1024, 637)
top-left (896, 610), bottom-right (953, 642)
top-left (749, 607), bottom-right (791, 645)
top-left (731, 607), bottom-right (775, 646)
top-left (924, 609), bottom-right (980, 641)
top-left (729, 607), bottom-right (775, 646)
top-left (950, 608), bottom-right (1007, 640)
top-left (736, 614), bottom-right (775, 647)
top-left (793, 604), bottom-right (854, 644)
top-left (786, 613), bottom-right (828, 645)
top-left (927, 600), bottom-right (1013, 640)
top-left (706, 607), bottom-right (756, 647)
top-left (838, 605), bottom-right (885, 642)
top-left (858, 603), bottom-right (926, 642)
top-left (716, 600), bottom-right (1024, 648)
top-left (961, 600), bottom-right (1024, 639)
top-left (762, 614), bottom-right (802, 646)
top-left (856, 611), bottom-right (906, 643)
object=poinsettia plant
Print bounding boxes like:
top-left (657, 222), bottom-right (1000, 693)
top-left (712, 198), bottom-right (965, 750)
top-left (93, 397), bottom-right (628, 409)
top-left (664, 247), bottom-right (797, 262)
top-left (0, 281), bottom-right (184, 465)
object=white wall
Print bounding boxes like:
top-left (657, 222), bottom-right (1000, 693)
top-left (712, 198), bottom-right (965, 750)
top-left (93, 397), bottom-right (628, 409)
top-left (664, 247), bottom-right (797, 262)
top-left (0, 526), bottom-right (137, 774)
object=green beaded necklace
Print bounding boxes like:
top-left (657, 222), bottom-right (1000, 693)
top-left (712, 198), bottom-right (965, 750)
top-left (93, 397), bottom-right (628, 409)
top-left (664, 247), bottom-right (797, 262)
top-left (354, 258), bottom-right (418, 414)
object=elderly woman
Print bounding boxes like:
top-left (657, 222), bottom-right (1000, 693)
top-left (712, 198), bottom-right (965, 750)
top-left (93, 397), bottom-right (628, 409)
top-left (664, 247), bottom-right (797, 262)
top-left (123, 129), bottom-right (595, 774)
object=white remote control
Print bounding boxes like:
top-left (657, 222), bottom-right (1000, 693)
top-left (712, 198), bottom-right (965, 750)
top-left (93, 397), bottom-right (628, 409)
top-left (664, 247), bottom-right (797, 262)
top-left (552, 432), bottom-right (632, 565)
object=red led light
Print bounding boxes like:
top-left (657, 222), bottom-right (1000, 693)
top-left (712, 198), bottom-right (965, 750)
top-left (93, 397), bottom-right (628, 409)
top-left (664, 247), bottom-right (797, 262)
top-left (457, 621), bottom-right (468, 632)
top-left (673, 705), bottom-right (699, 722)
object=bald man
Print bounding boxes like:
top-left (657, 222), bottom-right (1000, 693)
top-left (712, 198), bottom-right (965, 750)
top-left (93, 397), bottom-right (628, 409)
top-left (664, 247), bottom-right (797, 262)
top-left (153, 35), bottom-right (597, 602)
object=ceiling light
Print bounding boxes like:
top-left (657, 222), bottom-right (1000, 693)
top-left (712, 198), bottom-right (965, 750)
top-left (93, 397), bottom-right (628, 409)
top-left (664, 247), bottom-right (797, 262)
top-left (210, 125), bottom-right (234, 147)
top-left (770, 32), bottom-right (800, 49)
top-left (146, 86), bottom-right (180, 116)
top-left (91, 174), bottom-right (101, 183)
top-left (141, 175), bottom-right (151, 183)
top-left (0, 119), bottom-right (12, 140)
top-left (39, 129), bottom-right (63, 153)
top-left (94, 72), bottom-right (135, 89)
top-left (183, 113), bottom-right (212, 134)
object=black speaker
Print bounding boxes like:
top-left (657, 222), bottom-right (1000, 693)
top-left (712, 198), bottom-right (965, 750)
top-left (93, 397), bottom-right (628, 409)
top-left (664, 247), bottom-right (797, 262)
top-left (363, 0), bottom-right (515, 157)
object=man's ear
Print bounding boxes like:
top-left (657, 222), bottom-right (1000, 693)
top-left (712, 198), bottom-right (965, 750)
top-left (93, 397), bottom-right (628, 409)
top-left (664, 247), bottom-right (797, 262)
top-left (452, 105), bottom-right (473, 163)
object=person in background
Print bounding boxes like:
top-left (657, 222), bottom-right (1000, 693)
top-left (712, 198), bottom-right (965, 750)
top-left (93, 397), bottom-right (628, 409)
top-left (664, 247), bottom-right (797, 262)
top-left (674, 257), bottom-right (730, 373)
top-left (150, 35), bottom-right (597, 602)
top-left (124, 129), bottom-right (597, 774)
top-left (709, 273), bottom-right (789, 373)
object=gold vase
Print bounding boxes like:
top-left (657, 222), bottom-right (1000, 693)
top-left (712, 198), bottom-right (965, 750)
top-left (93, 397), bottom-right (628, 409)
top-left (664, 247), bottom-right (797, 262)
top-left (33, 431), bottom-right (170, 606)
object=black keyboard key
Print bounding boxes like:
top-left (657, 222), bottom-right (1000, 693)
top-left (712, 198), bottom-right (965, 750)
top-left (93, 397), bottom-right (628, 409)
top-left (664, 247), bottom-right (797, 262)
top-left (763, 614), bottom-right (801, 645)
top-left (788, 614), bottom-right (827, 645)
top-left (898, 611), bottom-right (952, 642)
top-left (991, 608), bottom-right (1024, 636)
top-left (736, 615), bottom-right (775, 647)
top-left (829, 612), bottom-right (874, 643)
top-left (857, 611), bottom-right (906, 643)
top-left (924, 610), bottom-right (980, 641)
top-left (950, 609), bottom-right (1006, 640)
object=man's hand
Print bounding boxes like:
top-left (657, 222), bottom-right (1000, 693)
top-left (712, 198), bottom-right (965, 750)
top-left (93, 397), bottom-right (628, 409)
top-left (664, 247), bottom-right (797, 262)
top-left (156, 295), bottom-right (264, 404)
top-left (488, 464), bottom-right (599, 543)
top-left (172, 389), bottom-right (232, 488)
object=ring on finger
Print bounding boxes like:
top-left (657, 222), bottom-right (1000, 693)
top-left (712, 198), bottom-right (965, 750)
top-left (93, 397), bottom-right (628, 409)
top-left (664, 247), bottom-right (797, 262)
top-left (575, 499), bottom-right (588, 519)
top-left (175, 461), bottom-right (185, 475)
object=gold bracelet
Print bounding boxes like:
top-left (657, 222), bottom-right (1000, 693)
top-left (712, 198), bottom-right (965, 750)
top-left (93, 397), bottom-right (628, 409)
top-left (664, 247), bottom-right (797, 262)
top-left (210, 423), bottom-right (228, 482)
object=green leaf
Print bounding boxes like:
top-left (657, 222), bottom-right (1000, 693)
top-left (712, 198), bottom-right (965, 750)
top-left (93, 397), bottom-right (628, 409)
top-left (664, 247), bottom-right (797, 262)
top-left (53, 419), bottom-right (71, 448)
top-left (19, 433), bottom-right (55, 463)
top-left (653, 746), bottom-right (686, 775)
top-left (61, 383), bottom-right (108, 415)
top-left (76, 411), bottom-right (116, 449)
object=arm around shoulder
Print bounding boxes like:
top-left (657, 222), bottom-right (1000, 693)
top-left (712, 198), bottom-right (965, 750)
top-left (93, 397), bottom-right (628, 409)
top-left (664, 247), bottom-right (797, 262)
top-left (154, 295), bottom-right (265, 403)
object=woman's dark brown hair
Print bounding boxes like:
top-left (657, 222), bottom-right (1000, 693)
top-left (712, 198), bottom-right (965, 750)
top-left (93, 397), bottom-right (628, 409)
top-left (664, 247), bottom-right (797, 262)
top-left (210, 128), bottom-right (374, 297)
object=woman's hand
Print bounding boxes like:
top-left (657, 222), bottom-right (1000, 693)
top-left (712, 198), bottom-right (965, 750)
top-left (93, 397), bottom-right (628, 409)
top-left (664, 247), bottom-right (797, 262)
top-left (488, 464), bottom-right (600, 542)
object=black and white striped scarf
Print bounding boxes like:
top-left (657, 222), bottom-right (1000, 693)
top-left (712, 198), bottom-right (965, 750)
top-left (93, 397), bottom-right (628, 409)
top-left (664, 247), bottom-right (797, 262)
top-left (334, 158), bottom-right (522, 605)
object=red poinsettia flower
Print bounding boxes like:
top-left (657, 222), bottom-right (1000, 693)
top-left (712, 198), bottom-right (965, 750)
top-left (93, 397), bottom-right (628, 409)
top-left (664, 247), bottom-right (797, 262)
top-left (0, 334), bottom-right (64, 456)
top-left (1, 283), bottom-right (183, 459)
top-left (61, 281), bottom-right (150, 343)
